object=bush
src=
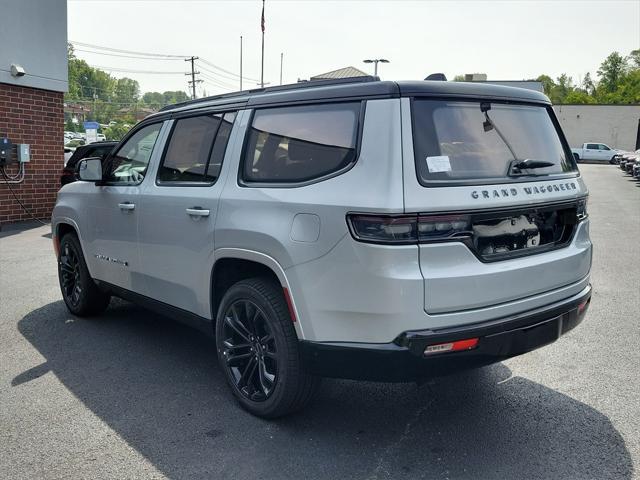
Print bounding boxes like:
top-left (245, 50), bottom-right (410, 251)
top-left (104, 123), bottom-right (131, 141)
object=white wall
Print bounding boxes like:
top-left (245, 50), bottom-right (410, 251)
top-left (0, 0), bottom-right (68, 92)
top-left (553, 104), bottom-right (640, 152)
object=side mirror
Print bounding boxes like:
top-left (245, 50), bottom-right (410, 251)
top-left (77, 157), bottom-right (103, 182)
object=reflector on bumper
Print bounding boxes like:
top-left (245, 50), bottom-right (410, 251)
top-left (424, 338), bottom-right (479, 355)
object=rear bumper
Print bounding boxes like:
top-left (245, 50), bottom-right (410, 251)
top-left (300, 284), bottom-right (591, 382)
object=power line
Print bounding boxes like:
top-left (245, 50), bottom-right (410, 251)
top-left (70, 41), bottom-right (188, 59)
top-left (199, 57), bottom-right (259, 82)
top-left (92, 65), bottom-right (186, 75)
top-left (198, 71), bottom-right (237, 90)
top-left (72, 40), bottom-right (255, 81)
top-left (73, 48), bottom-right (184, 61)
top-left (196, 62), bottom-right (248, 84)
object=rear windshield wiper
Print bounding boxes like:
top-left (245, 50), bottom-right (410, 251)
top-left (508, 158), bottom-right (555, 176)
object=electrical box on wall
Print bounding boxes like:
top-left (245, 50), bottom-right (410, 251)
top-left (0, 138), bottom-right (17, 167)
top-left (17, 144), bottom-right (30, 163)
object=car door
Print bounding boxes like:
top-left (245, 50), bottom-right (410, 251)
top-left (137, 111), bottom-right (238, 317)
top-left (83, 122), bottom-right (165, 292)
top-left (598, 144), bottom-right (612, 162)
top-left (585, 143), bottom-right (599, 160)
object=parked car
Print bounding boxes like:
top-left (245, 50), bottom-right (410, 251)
top-left (52, 77), bottom-right (592, 418)
top-left (618, 150), bottom-right (639, 170)
top-left (571, 143), bottom-right (621, 163)
top-left (632, 161), bottom-right (640, 178)
top-left (64, 147), bottom-right (75, 166)
top-left (60, 141), bottom-right (117, 186)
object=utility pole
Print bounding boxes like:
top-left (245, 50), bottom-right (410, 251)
top-left (280, 52), bottom-right (283, 85)
top-left (185, 56), bottom-right (202, 99)
top-left (240, 36), bottom-right (243, 91)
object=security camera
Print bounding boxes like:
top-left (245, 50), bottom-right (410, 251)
top-left (10, 64), bottom-right (25, 77)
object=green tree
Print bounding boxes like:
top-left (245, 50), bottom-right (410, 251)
top-left (615, 69), bottom-right (640, 104)
top-left (564, 90), bottom-right (596, 104)
top-left (536, 75), bottom-right (555, 97)
top-left (452, 74), bottom-right (466, 82)
top-left (553, 74), bottom-right (575, 102)
top-left (114, 77), bottom-right (140, 104)
top-left (162, 90), bottom-right (190, 104)
top-left (597, 52), bottom-right (628, 93)
top-left (582, 72), bottom-right (595, 96)
top-left (628, 49), bottom-right (640, 69)
top-left (142, 91), bottom-right (164, 106)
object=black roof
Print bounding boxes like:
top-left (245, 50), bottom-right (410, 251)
top-left (150, 77), bottom-right (550, 119)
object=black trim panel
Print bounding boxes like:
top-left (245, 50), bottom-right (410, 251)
top-left (299, 285), bottom-right (591, 382)
top-left (96, 281), bottom-right (214, 337)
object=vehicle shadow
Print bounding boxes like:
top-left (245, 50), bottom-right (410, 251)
top-left (16, 301), bottom-right (633, 480)
top-left (0, 220), bottom-right (49, 238)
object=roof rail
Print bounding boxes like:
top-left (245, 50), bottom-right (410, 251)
top-left (159, 75), bottom-right (380, 112)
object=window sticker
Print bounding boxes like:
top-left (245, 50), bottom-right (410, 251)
top-left (426, 155), bottom-right (451, 173)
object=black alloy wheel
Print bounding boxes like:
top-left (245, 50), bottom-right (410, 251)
top-left (59, 242), bottom-right (82, 307)
top-left (57, 233), bottom-right (111, 316)
top-left (215, 277), bottom-right (320, 418)
top-left (221, 299), bottom-right (278, 402)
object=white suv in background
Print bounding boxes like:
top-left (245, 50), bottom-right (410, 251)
top-left (52, 77), bottom-right (592, 417)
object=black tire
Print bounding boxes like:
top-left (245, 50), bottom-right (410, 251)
top-left (573, 153), bottom-right (580, 163)
top-left (215, 277), bottom-right (319, 418)
top-left (610, 156), bottom-right (617, 164)
top-left (58, 233), bottom-right (111, 316)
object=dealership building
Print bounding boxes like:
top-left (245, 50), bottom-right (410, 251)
top-left (0, 0), bottom-right (67, 226)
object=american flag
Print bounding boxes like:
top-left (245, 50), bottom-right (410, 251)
top-left (261, 0), bottom-right (265, 33)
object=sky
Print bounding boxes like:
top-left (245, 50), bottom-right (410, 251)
top-left (68, 0), bottom-right (640, 97)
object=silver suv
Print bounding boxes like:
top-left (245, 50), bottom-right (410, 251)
top-left (52, 77), bottom-right (592, 418)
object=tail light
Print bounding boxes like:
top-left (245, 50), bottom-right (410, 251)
top-left (347, 213), bottom-right (471, 245)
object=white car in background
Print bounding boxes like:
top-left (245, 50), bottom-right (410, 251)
top-left (571, 142), bottom-right (622, 164)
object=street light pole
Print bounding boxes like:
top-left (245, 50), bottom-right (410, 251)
top-left (363, 58), bottom-right (390, 77)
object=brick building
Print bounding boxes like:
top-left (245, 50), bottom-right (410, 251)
top-left (0, 0), bottom-right (67, 226)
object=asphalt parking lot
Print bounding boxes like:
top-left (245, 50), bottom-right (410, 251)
top-left (0, 164), bottom-right (638, 480)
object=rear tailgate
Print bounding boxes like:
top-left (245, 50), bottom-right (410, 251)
top-left (400, 96), bottom-right (591, 314)
top-left (419, 202), bottom-right (591, 313)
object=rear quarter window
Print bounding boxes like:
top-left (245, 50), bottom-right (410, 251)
top-left (241, 102), bottom-right (361, 184)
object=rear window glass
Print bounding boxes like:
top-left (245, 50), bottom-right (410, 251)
top-left (242, 102), bottom-right (360, 183)
top-left (412, 100), bottom-right (576, 184)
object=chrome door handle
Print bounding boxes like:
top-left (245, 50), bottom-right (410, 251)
top-left (118, 202), bottom-right (135, 211)
top-left (186, 207), bottom-right (210, 217)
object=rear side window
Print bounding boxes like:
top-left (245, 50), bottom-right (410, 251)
top-left (586, 144), bottom-right (598, 149)
top-left (412, 99), bottom-right (576, 184)
top-left (158, 112), bottom-right (235, 184)
top-left (242, 102), bottom-right (360, 184)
